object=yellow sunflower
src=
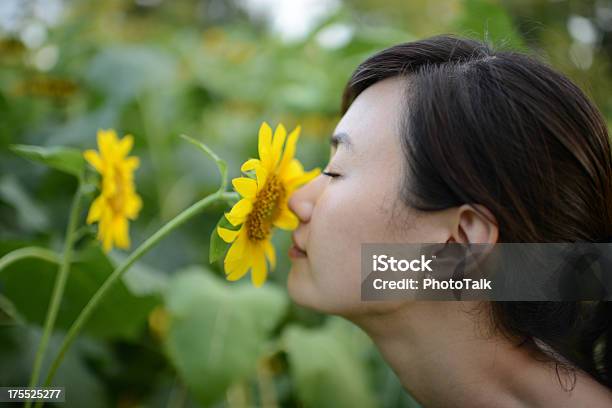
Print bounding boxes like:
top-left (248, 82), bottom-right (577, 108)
top-left (217, 122), bottom-right (320, 287)
top-left (83, 129), bottom-right (142, 253)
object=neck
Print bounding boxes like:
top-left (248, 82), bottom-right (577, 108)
top-left (347, 301), bottom-right (612, 408)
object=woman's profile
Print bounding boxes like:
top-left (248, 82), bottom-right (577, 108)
top-left (285, 35), bottom-right (612, 407)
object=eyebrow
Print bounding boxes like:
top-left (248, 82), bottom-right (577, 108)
top-left (330, 132), bottom-right (353, 151)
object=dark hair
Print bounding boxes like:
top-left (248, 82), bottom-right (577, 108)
top-left (342, 35), bottom-right (612, 390)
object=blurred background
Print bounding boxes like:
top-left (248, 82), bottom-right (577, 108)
top-left (1, 0), bottom-right (612, 407)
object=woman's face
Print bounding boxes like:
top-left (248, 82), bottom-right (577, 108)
top-left (287, 77), bottom-right (450, 317)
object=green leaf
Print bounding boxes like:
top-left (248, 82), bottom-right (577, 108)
top-left (164, 267), bottom-right (288, 406)
top-left (282, 318), bottom-right (379, 408)
top-left (86, 46), bottom-right (177, 104)
top-left (9, 144), bottom-right (85, 178)
top-left (0, 242), bottom-right (159, 339)
top-left (209, 213), bottom-right (237, 264)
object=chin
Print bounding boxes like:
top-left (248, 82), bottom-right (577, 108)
top-left (287, 264), bottom-right (324, 311)
top-left (287, 265), bottom-right (310, 305)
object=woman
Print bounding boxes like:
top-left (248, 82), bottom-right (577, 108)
top-left (286, 35), bottom-right (612, 407)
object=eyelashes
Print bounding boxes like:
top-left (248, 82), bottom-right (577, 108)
top-left (322, 171), bottom-right (341, 178)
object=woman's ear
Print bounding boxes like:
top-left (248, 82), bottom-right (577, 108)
top-left (448, 204), bottom-right (498, 244)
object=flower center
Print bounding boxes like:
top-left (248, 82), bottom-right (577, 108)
top-left (108, 167), bottom-right (125, 214)
top-left (246, 174), bottom-right (285, 241)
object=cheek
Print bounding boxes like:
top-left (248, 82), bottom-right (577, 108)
top-left (312, 178), bottom-right (393, 245)
top-left (307, 183), bottom-right (377, 295)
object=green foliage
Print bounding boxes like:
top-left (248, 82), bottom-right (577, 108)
top-left (86, 46), bottom-right (178, 106)
top-left (283, 318), bottom-right (378, 408)
top-left (0, 242), bottom-right (159, 339)
top-left (163, 267), bottom-right (288, 406)
top-left (9, 145), bottom-right (85, 178)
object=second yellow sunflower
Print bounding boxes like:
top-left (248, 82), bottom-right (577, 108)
top-left (83, 129), bottom-right (142, 253)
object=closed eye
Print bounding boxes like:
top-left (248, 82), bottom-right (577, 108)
top-left (322, 171), bottom-right (341, 178)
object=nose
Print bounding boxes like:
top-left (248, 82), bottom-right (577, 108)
top-left (288, 174), bottom-right (326, 224)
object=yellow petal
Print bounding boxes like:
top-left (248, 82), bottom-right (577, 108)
top-left (218, 226), bottom-right (240, 243)
top-left (255, 165), bottom-right (268, 193)
top-left (264, 239), bottom-right (276, 271)
top-left (121, 156), bottom-right (140, 172)
top-left (101, 225), bottom-right (113, 253)
top-left (227, 248), bottom-right (251, 281)
top-left (286, 167), bottom-right (321, 192)
top-left (118, 134), bottom-right (134, 157)
top-left (124, 194), bottom-right (142, 219)
top-left (251, 248), bottom-right (268, 287)
top-left (97, 129), bottom-right (118, 159)
top-left (227, 264), bottom-right (250, 281)
top-left (113, 217), bottom-right (130, 249)
top-left (258, 122), bottom-right (273, 170)
top-left (225, 250), bottom-right (251, 280)
top-left (271, 123), bottom-right (287, 169)
top-left (232, 177), bottom-right (257, 198)
top-left (273, 207), bottom-right (299, 230)
top-left (227, 198), bottom-right (253, 220)
top-left (225, 212), bottom-right (244, 227)
top-left (83, 150), bottom-right (104, 172)
top-left (278, 125), bottom-right (300, 174)
top-left (241, 158), bottom-right (261, 172)
top-left (224, 233), bottom-right (248, 273)
top-left (86, 195), bottom-right (105, 224)
top-left (280, 158), bottom-right (304, 182)
top-left (101, 167), bottom-right (117, 196)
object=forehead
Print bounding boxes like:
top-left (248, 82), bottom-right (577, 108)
top-left (334, 76), bottom-right (406, 155)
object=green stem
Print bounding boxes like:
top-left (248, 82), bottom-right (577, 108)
top-left (222, 191), bottom-right (240, 205)
top-left (26, 182), bottom-right (83, 405)
top-left (71, 225), bottom-right (95, 244)
top-left (38, 191), bottom-right (236, 396)
top-left (0, 247), bottom-right (60, 271)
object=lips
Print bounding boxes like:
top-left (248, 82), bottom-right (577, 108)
top-left (289, 233), bottom-right (307, 258)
